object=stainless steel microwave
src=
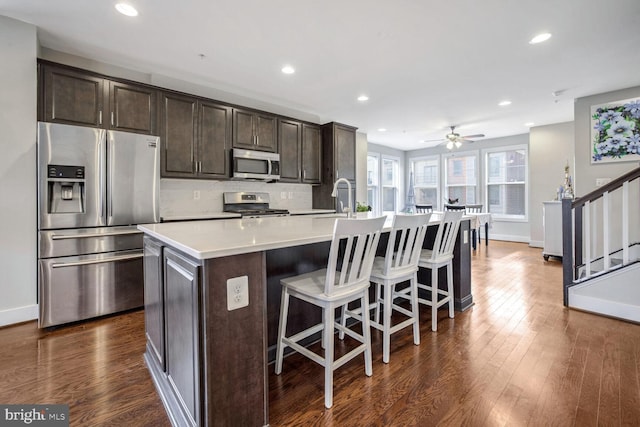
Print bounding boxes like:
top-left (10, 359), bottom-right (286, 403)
top-left (232, 148), bottom-right (280, 181)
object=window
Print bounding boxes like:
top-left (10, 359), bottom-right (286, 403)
top-left (485, 147), bottom-right (527, 219)
top-left (367, 153), bottom-right (400, 215)
top-left (381, 157), bottom-right (399, 213)
top-left (444, 153), bottom-right (477, 204)
top-left (367, 154), bottom-right (379, 214)
top-left (411, 156), bottom-right (439, 209)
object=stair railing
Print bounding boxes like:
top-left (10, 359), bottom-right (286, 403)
top-left (562, 166), bottom-right (640, 305)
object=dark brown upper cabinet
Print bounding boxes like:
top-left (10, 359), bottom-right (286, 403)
top-left (199, 101), bottom-right (232, 179)
top-left (40, 63), bottom-right (157, 135)
top-left (301, 123), bottom-right (321, 184)
top-left (232, 108), bottom-right (277, 152)
top-left (278, 119), bottom-right (302, 182)
top-left (160, 92), bottom-right (231, 179)
top-left (312, 122), bottom-right (357, 210)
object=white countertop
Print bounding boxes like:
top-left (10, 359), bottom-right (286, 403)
top-left (160, 212), bottom-right (241, 221)
top-left (139, 212), bottom-right (449, 260)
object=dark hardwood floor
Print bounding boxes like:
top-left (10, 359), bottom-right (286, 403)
top-left (1, 241), bottom-right (638, 426)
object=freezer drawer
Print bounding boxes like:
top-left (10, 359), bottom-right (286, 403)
top-left (39, 226), bottom-right (143, 258)
top-left (38, 249), bottom-right (144, 328)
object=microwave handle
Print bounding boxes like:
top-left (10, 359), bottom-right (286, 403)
top-left (268, 158), bottom-right (272, 176)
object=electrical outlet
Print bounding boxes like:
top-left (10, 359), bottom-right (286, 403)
top-left (596, 177), bottom-right (611, 187)
top-left (227, 276), bottom-right (249, 311)
top-left (193, 190), bottom-right (200, 200)
top-left (288, 192), bottom-right (293, 199)
top-left (280, 191), bottom-right (287, 199)
top-left (463, 230), bottom-right (468, 244)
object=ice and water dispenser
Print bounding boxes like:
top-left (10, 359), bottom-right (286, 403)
top-left (46, 164), bottom-right (85, 214)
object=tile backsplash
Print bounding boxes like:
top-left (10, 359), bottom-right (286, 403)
top-left (160, 179), bottom-right (313, 219)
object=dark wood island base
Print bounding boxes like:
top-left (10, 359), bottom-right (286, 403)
top-left (141, 217), bottom-right (472, 426)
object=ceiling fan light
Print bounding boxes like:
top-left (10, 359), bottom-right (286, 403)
top-left (455, 141), bottom-right (462, 148)
top-left (446, 141), bottom-right (454, 150)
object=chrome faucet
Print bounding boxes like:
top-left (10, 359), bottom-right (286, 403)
top-left (331, 178), bottom-right (353, 218)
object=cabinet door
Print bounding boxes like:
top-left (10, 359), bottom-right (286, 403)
top-left (164, 248), bottom-right (200, 426)
top-left (161, 93), bottom-right (197, 178)
top-left (302, 124), bottom-right (321, 184)
top-left (42, 65), bottom-right (105, 127)
top-left (255, 113), bottom-right (277, 152)
top-left (143, 237), bottom-right (164, 370)
top-left (199, 101), bottom-right (231, 178)
top-left (232, 109), bottom-right (256, 149)
top-left (335, 124), bottom-right (356, 181)
top-left (278, 119), bottom-right (301, 182)
top-left (109, 81), bottom-right (158, 135)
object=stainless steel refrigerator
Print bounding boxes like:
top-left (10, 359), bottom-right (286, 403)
top-left (37, 122), bottom-right (160, 328)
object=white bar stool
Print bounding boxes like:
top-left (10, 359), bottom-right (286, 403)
top-left (274, 216), bottom-right (385, 409)
top-left (416, 210), bottom-right (463, 331)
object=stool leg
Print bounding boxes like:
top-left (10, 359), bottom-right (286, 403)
top-left (324, 303), bottom-right (335, 409)
top-left (431, 267), bottom-right (438, 332)
top-left (338, 303), bottom-right (347, 340)
top-left (447, 262), bottom-right (454, 319)
top-left (410, 273), bottom-right (420, 345)
top-left (382, 281), bottom-right (392, 364)
top-left (374, 282), bottom-right (382, 324)
top-left (275, 288), bottom-right (289, 374)
top-left (362, 291), bottom-right (373, 377)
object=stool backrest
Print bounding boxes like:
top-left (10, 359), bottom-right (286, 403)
top-left (324, 216), bottom-right (386, 296)
top-left (382, 213), bottom-right (431, 276)
top-left (428, 211), bottom-right (464, 261)
top-left (415, 204), bottom-right (433, 213)
top-left (444, 204), bottom-right (466, 211)
top-left (465, 204), bottom-right (483, 213)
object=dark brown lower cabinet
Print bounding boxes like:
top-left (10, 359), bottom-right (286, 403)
top-left (144, 240), bottom-right (267, 427)
top-left (143, 237), bottom-right (164, 370)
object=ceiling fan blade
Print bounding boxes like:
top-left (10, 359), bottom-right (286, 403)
top-left (422, 138), bottom-right (445, 143)
top-left (461, 133), bottom-right (485, 139)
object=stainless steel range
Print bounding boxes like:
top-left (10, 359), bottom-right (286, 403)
top-left (37, 122), bottom-right (160, 328)
top-left (223, 192), bottom-right (289, 218)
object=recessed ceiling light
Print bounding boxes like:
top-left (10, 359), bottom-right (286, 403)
top-left (529, 33), bottom-right (551, 44)
top-left (115, 3), bottom-right (138, 17)
top-left (377, 128), bottom-right (387, 132)
top-left (498, 100), bottom-right (512, 106)
top-left (525, 122), bottom-right (535, 127)
top-left (357, 95), bottom-right (369, 102)
top-left (281, 65), bottom-right (295, 74)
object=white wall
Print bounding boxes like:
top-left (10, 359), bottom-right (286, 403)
top-left (0, 16), bottom-right (38, 326)
top-left (355, 132), bottom-right (368, 204)
top-left (574, 86), bottom-right (640, 257)
top-left (528, 122), bottom-right (574, 247)
top-left (574, 86), bottom-right (640, 195)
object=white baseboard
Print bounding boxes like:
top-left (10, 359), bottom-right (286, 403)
top-left (529, 240), bottom-right (544, 248)
top-left (487, 233), bottom-right (530, 244)
top-left (0, 304), bottom-right (38, 328)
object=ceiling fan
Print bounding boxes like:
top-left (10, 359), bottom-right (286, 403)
top-left (424, 126), bottom-right (485, 149)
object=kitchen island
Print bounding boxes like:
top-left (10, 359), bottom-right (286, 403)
top-left (138, 213), bottom-right (472, 427)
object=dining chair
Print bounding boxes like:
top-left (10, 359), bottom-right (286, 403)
top-left (415, 210), bottom-right (463, 331)
top-left (340, 213), bottom-right (430, 364)
top-left (465, 204), bottom-right (483, 246)
top-left (274, 216), bottom-right (385, 409)
top-left (443, 204), bottom-right (465, 212)
top-left (415, 204), bottom-right (433, 213)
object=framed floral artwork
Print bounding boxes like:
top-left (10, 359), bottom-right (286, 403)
top-left (591, 97), bottom-right (640, 164)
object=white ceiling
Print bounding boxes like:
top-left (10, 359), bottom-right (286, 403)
top-left (2, 0), bottom-right (640, 150)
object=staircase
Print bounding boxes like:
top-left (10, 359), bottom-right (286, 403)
top-left (562, 166), bottom-right (640, 322)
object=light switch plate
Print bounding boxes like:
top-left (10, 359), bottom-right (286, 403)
top-left (227, 276), bottom-right (249, 311)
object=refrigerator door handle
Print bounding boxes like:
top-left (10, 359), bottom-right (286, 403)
top-left (51, 230), bottom-right (142, 240)
top-left (51, 252), bottom-right (143, 268)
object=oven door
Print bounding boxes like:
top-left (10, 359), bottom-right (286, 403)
top-left (38, 249), bottom-right (143, 328)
